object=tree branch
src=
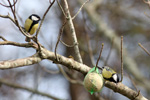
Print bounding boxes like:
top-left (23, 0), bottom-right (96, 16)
top-left (0, 41), bottom-right (37, 48)
top-left (63, 0), bottom-right (83, 63)
top-left (0, 53), bottom-right (42, 69)
top-left (0, 43), bottom-right (148, 100)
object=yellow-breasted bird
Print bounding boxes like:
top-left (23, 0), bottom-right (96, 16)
top-left (102, 66), bottom-right (120, 83)
top-left (24, 14), bottom-right (41, 42)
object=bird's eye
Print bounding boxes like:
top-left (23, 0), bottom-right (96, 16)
top-left (106, 67), bottom-right (109, 71)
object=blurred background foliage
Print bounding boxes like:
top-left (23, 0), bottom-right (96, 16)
top-left (0, 0), bottom-right (150, 100)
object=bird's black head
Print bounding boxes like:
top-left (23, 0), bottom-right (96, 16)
top-left (29, 14), bottom-right (41, 22)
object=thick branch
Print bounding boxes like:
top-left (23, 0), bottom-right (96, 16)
top-left (42, 48), bottom-right (148, 100)
top-left (63, 0), bottom-right (83, 63)
top-left (0, 54), bottom-right (42, 69)
top-left (105, 82), bottom-right (147, 100)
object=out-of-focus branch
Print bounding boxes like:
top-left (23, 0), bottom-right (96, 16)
top-left (63, 0), bottom-right (83, 63)
top-left (58, 65), bottom-right (83, 85)
top-left (0, 79), bottom-right (63, 100)
top-left (138, 43), bottom-right (150, 56)
top-left (72, 0), bottom-right (89, 20)
top-left (104, 37), bottom-right (114, 65)
top-left (42, 66), bottom-right (60, 74)
top-left (85, 33), bottom-right (95, 66)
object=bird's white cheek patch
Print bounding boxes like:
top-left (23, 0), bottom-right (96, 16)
top-left (113, 74), bottom-right (117, 82)
top-left (32, 16), bottom-right (39, 21)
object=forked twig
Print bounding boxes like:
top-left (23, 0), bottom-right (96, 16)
top-left (0, 0), bottom-right (17, 7)
top-left (72, 0), bottom-right (89, 20)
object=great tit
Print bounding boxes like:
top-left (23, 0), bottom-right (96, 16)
top-left (102, 66), bottom-right (119, 83)
top-left (24, 14), bottom-right (41, 42)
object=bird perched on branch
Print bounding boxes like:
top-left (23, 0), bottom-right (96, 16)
top-left (102, 66), bottom-right (120, 83)
top-left (24, 14), bottom-right (41, 42)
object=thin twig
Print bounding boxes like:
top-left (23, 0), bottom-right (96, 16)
top-left (13, 0), bottom-right (16, 19)
top-left (56, 0), bottom-right (67, 18)
top-left (0, 41), bottom-right (37, 49)
top-left (32, 37), bottom-right (44, 58)
top-left (7, 0), bottom-right (17, 22)
top-left (95, 43), bottom-right (104, 70)
top-left (144, 12), bottom-right (150, 18)
top-left (121, 36), bottom-right (123, 82)
top-left (55, 20), bottom-right (67, 61)
top-left (128, 74), bottom-right (138, 91)
top-left (0, 0), bottom-right (17, 7)
top-left (138, 43), bottom-right (150, 56)
top-left (36, 0), bottom-right (56, 37)
top-left (60, 39), bottom-right (78, 47)
top-left (72, 0), bottom-right (89, 20)
top-left (0, 14), bottom-right (15, 24)
top-left (0, 79), bottom-right (63, 100)
top-left (0, 36), bottom-right (7, 41)
top-left (42, 66), bottom-right (60, 74)
top-left (0, 4), bottom-right (33, 38)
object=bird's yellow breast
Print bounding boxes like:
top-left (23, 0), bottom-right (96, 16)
top-left (102, 68), bottom-right (116, 79)
top-left (24, 19), bottom-right (39, 35)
